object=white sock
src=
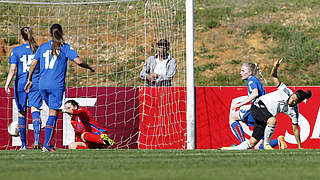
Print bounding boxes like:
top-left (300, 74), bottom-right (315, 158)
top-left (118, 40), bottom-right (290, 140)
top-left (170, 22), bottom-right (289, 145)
top-left (229, 140), bottom-right (252, 150)
top-left (264, 125), bottom-right (276, 146)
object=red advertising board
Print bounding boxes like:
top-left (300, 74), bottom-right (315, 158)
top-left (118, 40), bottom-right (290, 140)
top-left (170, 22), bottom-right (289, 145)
top-left (196, 86), bottom-right (320, 149)
top-left (1, 86), bottom-right (319, 150)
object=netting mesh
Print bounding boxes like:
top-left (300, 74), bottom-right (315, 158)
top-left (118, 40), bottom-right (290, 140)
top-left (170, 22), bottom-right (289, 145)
top-left (0, 0), bottom-right (187, 149)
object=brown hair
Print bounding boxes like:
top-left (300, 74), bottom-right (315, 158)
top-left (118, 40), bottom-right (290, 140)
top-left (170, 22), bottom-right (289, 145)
top-left (20, 27), bottom-right (38, 53)
top-left (50, 24), bottom-right (64, 57)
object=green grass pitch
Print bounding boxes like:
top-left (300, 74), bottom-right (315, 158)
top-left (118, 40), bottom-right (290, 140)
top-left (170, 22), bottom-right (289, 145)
top-left (1, 149), bottom-right (320, 180)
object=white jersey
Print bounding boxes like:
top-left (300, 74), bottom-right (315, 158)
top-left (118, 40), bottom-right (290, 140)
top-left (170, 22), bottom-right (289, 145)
top-left (154, 58), bottom-right (168, 76)
top-left (256, 82), bottom-right (299, 124)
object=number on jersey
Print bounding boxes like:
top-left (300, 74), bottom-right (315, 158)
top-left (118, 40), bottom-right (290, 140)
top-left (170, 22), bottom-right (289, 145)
top-left (20, 54), bottom-right (35, 72)
top-left (43, 50), bottom-right (58, 69)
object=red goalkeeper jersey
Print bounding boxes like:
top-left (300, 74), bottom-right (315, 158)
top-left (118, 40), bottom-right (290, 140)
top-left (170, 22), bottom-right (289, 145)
top-left (70, 107), bottom-right (107, 142)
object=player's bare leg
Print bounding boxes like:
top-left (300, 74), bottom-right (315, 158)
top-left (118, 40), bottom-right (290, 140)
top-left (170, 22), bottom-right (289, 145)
top-left (68, 142), bottom-right (87, 149)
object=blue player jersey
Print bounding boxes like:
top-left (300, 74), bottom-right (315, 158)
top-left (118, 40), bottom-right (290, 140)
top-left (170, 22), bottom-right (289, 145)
top-left (34, 40), bottom-right (78, 89)
top-left (247, 75), bottom-right (266, 103)
top-left (9, 43), bottom-right (40, 91)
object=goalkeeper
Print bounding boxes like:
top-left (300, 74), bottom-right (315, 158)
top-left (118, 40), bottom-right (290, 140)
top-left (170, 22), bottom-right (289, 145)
top-left (63, 100), bottom-right (114, 149)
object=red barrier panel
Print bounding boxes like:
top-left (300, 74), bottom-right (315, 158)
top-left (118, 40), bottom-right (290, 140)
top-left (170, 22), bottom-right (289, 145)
top-left (1, 86), bottom-right (319, 150)
top-left (196, 86), bottom-right (320, 149)
top-left (0, 87), bottom-right (140, 150)
top-left (138, 87), bottom-right (187, 149)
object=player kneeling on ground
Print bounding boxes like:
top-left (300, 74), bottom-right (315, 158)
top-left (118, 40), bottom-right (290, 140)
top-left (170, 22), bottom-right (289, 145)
top-left (63, 100), bottom-right (114, 149)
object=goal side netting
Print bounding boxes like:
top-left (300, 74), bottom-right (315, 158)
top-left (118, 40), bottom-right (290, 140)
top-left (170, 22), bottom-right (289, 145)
top-left (0, 0), bottom-right (188, 150)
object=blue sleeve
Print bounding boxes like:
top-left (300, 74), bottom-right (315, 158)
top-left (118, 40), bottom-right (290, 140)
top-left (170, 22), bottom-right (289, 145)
top-left (8, 50), bottom-right (18, 64)
top-left (66, 45), bottom-right (79, 61)
top-left (247, 79), bottom-right (258, 93)
top-left (248, 80), bottom-right (258, 90)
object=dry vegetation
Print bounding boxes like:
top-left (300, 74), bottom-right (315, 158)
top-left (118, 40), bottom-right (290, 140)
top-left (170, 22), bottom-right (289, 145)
top-left (0, 0), bottom-right (319, 87)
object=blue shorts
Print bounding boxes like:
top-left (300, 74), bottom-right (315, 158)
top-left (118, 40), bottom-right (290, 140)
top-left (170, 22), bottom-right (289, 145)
top-left (239, 105), bottom-right (255, 126)
top-left (40, 89), bottom-right (65, 110)
top-left (28, 90), bottom-right (43, 109)
top-left (14, 90), bottom-right (28, 112)
top-left (14, 90), bottom-right (42, 112)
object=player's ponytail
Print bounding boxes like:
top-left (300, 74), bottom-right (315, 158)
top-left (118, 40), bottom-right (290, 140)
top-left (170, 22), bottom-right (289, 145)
top-left (254, 63), bottom-right (268, 85)
top-left (50, 24), bottom-right (64, 57)
top-left (295, 90), bottom-right (312, 103)
top-left (20, 27), bottom-right (38, 53)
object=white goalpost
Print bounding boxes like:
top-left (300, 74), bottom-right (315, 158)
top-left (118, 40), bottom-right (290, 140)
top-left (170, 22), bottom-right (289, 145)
top-left (0, 0), bottom-right (195, 150)
top-left (186, 0), bottom-right (195, 150)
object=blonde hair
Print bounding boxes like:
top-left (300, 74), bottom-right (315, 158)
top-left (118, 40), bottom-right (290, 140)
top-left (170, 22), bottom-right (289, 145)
top-left (242, 62), bottom-right (267, 85)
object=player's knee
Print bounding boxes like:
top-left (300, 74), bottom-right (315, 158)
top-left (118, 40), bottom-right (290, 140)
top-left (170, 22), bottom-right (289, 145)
top-left (267, 117), bottom-right (277, 125)
top-left (68, 143), bottom-right (77, 149)
top-left (30, 106), bottom-right (40, 113)
top-left (49, 109), bottom-right (58, 116)
top-left (230, 111), bottom-right (240, 122)
top-left (18, 110), bottom-right (26, 117)
top-left (249, 137), bottom-right (258, 147)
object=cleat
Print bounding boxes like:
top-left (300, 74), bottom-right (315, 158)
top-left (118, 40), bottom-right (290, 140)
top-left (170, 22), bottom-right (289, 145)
top-left (278, 135), bottom-right (287, 150)
top-left (264, 144), bottom-right (273, 150)
top-left (19, 146), bottom-right (27, 151)
top-left (42, 146), bottom-right (56, 152)
top-left (100, 134), bottom-right (115, 146)
top-left (32, 142), bottom-right (41, 150)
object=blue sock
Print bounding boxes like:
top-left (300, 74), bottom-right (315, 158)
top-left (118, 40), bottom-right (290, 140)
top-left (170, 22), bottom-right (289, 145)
top-left (231, 121), bottom-right (245, 143)
top-left (18, 117), bottom-right (27, 147)
top-left (259, 138), bottom-right (278, 149)
top-left (270, 139), bottom-right (278, 148)
top-left (32, 111), bottom-right (41, 144)
top-left (44, 116), bottom-right (57, 148)
top-left (259, 143), bottom-right (264, 149)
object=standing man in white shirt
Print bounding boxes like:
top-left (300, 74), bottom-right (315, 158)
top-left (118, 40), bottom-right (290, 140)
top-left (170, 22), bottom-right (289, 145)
top-left (221, 59), bottom-right (312, 150)
top-left (140, 39), bottom-right (177, 86)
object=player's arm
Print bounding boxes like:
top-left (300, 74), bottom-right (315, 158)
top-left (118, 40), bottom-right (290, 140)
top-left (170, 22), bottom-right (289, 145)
top-left (271, 58), bottom-right (282, 87)
top-left (140, 57), bottom-right (155, 83)
top-left (73, 57), bottom-right (95, 72)
top-left (24, 59), bottom-right (38, 93)
top-left (290, 107), bottom-right (302, 149)
top-left (292, 124), bottom-right (302, 149)
top-left (4, 64), bottom-right (17, 96)
top-left (232, 88), bottom-right (259, 110)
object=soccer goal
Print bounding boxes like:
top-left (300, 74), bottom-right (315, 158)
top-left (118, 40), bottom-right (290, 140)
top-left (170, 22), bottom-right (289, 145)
top-left (0, 0), bottom-right (195, 150)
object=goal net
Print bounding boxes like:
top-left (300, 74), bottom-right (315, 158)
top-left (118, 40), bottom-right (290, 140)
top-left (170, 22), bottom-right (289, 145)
top-left (0, 0), bottom-right (187, 150)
